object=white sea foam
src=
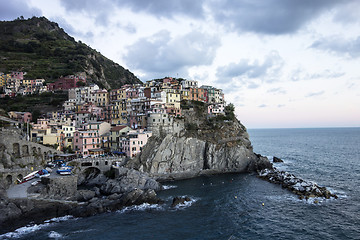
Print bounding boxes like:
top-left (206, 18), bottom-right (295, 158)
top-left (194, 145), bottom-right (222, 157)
top-left (162, 185), bottom-right (177, 190)
top-left (48, 231), bottom-right (63, 239)
top-left (118, 203), bottom-right (164, 214)
top-left (172, 196), bottom-right (199, 210)
top-left (0, 216), bottom-right (75, 240)
top-left (45, 215), bottom-right (75, 223)
top-left (0, 223), bottom-right (50, 239)
top-left (327, 188), bottom-right (348, 199)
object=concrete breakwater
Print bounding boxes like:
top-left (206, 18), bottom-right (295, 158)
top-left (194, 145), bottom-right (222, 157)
top-left (258, 168), bottom-right (338, 200)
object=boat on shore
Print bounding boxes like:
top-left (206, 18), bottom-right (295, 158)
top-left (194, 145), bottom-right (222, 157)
top-left (18, 171), bottom-right (38, 184)
top-left (56, 166), bottom-right (72, 175)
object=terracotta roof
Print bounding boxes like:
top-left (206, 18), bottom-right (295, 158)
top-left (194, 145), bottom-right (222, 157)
top-left (111, 125), bottom-right (128, 131)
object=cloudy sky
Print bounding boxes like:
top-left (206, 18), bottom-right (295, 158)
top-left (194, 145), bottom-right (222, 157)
top-left (1, 0), bottom-right (359, 128)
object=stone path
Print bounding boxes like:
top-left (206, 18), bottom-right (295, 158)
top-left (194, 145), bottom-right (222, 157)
top-left (6, 180), bottom-right (32, 198)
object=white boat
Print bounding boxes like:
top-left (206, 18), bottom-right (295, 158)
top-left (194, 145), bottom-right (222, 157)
top-left (20, 171), bottom-right (38, 183)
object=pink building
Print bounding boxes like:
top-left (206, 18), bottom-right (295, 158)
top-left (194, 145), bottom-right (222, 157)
top-left (74, 130), bottom-right (102, 157)
top-left (126, 87), bottom-right (139, 99)
top-left (121, 131), bottom-right (152, 157)
top-left (11, 71), bottom-right (24, 80)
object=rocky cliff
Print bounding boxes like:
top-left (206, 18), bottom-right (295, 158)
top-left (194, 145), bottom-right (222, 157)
top-left (128, 102), bottom-right (271, 180)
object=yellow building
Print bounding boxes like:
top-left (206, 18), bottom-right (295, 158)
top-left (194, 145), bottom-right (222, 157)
top-left (62, 125), bottom-right (75, 149)
top-left (181, 89), bottom-right (190, 101)
top-left (42, 128), bottom-right (63, 150)
top-left (0, 73), bottom-right (7, 87)
top-left (164, 88), bottom-right (181, 109)
top-left (111, 99), bottom-right (128, 125)
top-left (95, 89), bottom-right (109, 107)
top-left (22, 79), bottom-right (32, 86)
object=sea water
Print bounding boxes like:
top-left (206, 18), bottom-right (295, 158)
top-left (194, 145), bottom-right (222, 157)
top-left (1, 128), bottom-right (359, 239)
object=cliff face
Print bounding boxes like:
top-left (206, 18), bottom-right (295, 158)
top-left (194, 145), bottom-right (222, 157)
top-left (128, 103), bottom-right (271, 180)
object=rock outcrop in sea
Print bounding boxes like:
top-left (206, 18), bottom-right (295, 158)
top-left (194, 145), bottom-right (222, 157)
top-left (127, 102), bottom-right (271, 180)
top-left (258, 168), bottom-right (338, 200)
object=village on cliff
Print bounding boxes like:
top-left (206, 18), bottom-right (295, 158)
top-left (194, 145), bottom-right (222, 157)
top-left (0, 71), bottom-right (226, 159)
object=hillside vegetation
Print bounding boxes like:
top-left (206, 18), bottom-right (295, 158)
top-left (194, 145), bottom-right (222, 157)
top-left (0, 91), bottom-right (67, 121)
top-left (0, 16), bottom-right (141, 89)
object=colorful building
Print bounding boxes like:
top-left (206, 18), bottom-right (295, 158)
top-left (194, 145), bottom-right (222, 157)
top-left (120, 130), bottom-right (152, 157)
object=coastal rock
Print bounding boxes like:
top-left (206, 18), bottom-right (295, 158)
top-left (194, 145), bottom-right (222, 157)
top-left (171, 196), bottom-right (191, 207)
top-left (77, 169), bottom-right (107, 186)
top-left (0, 197), bottom-right (22, 224)
top-left (273, 156), bottom-right (284, 163)
top-left (100, 168), bottom-right (162, 195)
top-left (258, 168), bottom-right (338, 200)
top-left (76, 190), bottom-right (96, 202)
top-left (128, 118), bottom-right (271, 180)
top-left (100, 168), bottom-right (161, 195)
top-left (119, 189), bottom-right (161, 206)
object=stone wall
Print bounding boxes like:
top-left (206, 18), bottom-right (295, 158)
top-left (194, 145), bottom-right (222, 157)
top-left (40, 176), bottom-right (78, 200)
top-left (0, 128), bottom-right (62, 186)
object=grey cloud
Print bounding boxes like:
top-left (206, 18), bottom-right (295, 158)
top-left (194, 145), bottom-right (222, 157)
top-left (216, 51), bottom-right (283, 83)
top-left (310, 35), bottom-right (360, 58)
top-left (258, 104), bottom-right (267, 108)
top-left (306, 91), bottom-right (325, 98)
top-left (291, 67), bottom-right (345, 82)
top-left (333, 1), bottom-right (360, 24)
top-left (57, 0), bottom-right (359, 35)
top-left (209, 0), bottom-right (343, 35)
top-left (59, 0), bottom-right (205, 23)
top-left (277, 104), bottom-right (285, 108)
top-left (308, 71), bottom-right (345, 79)
top-left (267, 88), bottom-right (286, 94)
top-left (124, 30), bottom-right (220, 80)
top-left (59, 0), bottom-right (115, 26)
top-left (116, 23), bottom-right (137, 34)
top-left (0, 0), bottom-right (42, 20)
top-left (117, 0), bottom-right (205, 19)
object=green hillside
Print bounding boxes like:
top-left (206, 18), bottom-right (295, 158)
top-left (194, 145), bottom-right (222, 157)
top-left (0, 16), bottom-right (142, 89)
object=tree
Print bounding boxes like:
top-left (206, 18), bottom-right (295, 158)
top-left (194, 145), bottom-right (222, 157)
top-left (224, 103), bottom-right (235, 120)
top-left (32, 109), bottom-right (41, 123)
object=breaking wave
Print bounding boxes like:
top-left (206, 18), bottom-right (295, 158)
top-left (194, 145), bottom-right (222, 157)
top-left (162, 185), bottom-right (177, 190)
top-left (117, 203), bottom-right (164, 214)
top-left (0, 216), bottom-right (75, 240)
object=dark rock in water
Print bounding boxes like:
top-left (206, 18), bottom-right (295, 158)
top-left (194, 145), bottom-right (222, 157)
top-left (258, 168), bottom-right (338, 200)
top-left (171, 196), bottom-right (191, 207)
top-left (273, 156), bottom-right (284, 163)
top-left (100, 168), bottom-right (162, 195)
top-left (76, 190), bottom-right (95, 202)
top-left (119, 188), bottom-right (161, 206)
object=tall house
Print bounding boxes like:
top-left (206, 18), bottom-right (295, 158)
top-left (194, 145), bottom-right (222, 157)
top-left (94, 89), bottom-right (109, 107)
top-left (121, 131), bottom-right (152, 157)
top-left (200, 85), bottom-right (224, 103)
top-left (73, 129), bottom-right (102, 157)
top-left (109, 125), bottom-right (132, 151)
top-left (189, 87), bottom-right (207, 102)
top-left (111, 99), bottom-right (128, 125)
